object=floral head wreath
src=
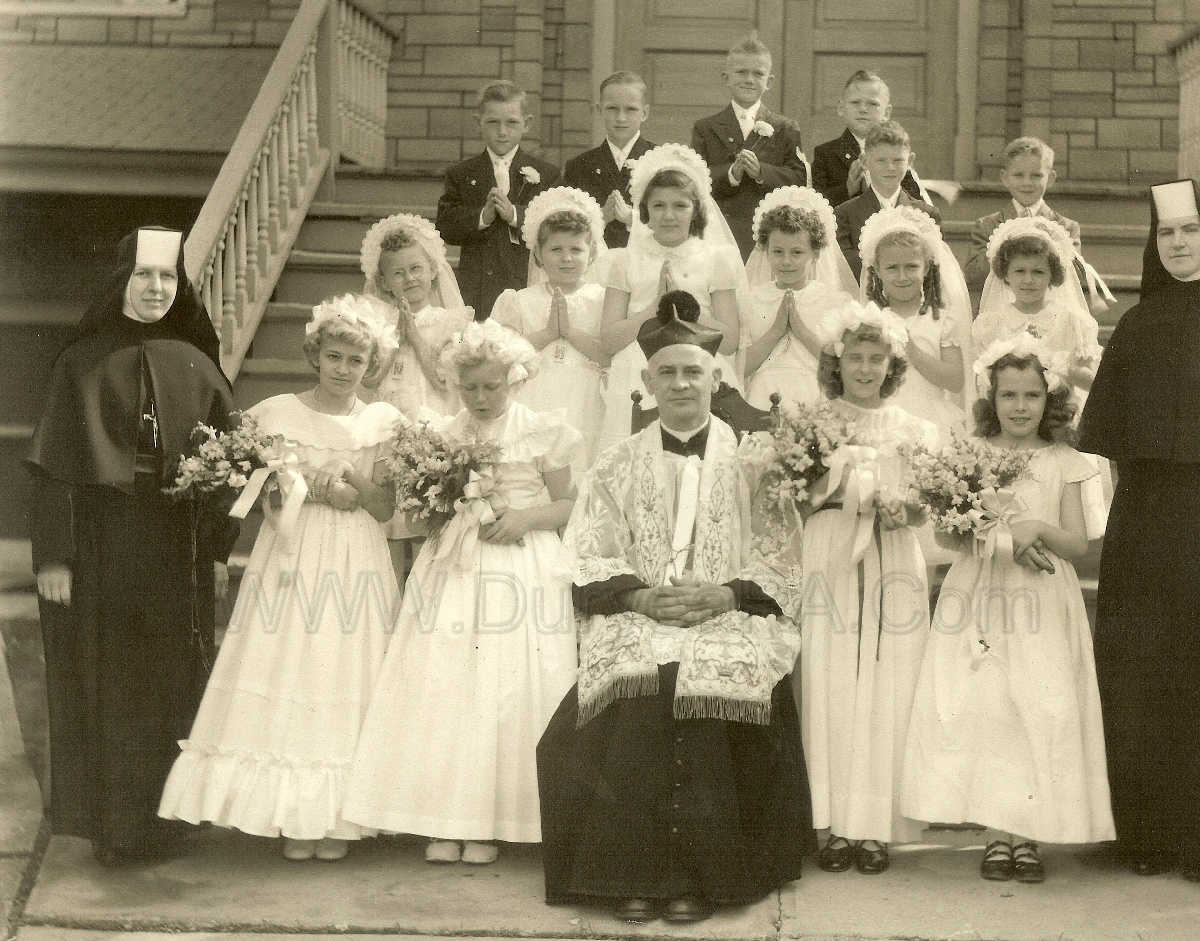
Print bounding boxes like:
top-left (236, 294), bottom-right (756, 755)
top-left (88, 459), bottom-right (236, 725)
top-left (984, 215), bottom-right (1073, 266)
top-left (859, 204), bottom-right (943, 269)
top-left (520, 186), bottom-right (606, 253)
top-left (828, 300), bottom-right (909, 358)
top-left (628, 143), bottom-right (712, 209)
top-left (305, 293), bottom-right (400, 355)
top-left (359, 213), bottom-right (447, 282)
top-left (751, 185), bottom-right (837, 245)
top-left (973, 333), bottom-right (1071, 398)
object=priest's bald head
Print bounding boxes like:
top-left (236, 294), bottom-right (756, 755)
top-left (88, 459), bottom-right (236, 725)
top-left (638, 290), bottom-right (723, 433)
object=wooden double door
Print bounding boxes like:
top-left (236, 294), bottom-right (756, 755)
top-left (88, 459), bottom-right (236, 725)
top-left (614, 0), bottom-right (959, 178)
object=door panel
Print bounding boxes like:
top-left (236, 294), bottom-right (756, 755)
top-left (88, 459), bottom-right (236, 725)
top-left (613, 0), bottom-right (958, 178)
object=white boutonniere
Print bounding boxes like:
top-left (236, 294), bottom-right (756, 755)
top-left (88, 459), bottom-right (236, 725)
top-left (753, 120), bottom-right (774, 138)
top-left (519, 166), bottom-right (541, 185)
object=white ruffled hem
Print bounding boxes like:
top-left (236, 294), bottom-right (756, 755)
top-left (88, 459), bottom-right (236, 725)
top-left (158, 742), bottom-right (376, 841)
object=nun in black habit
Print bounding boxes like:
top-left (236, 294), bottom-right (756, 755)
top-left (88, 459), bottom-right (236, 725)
top-left (1077, 179), bottom-right (1200, 880)
top-left (26, 227), bottom-right (239, 865)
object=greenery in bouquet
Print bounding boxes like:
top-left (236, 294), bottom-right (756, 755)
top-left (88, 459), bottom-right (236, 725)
top-left (905, 432), bottom-right (1032, 541)
top-left (747, 400), bottom-right (860, 510)
top-left (382, 420), bottom-right (503, 544)
top-left (164, 413), bottom-right (275, 506)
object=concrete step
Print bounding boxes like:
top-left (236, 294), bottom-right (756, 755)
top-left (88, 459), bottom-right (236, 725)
top-left (272, 249), bottom-right (367, 304)
top-left (328, 167), bottom-right (447, 207)
top-left (296, 202), bottom-right (435, 254)
top-left (251, 302), bottom-right (313, 359)
top-left (940, 182), bottom-right (1150, 226)
top-left (233, 358), bottom-right (315, 411)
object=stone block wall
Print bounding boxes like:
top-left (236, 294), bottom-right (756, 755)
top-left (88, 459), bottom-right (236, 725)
top-left (381, 0), bottom-right (592, 171)
top-left (978, 0), bottom-right (1193, 184)
top-left (0, 0), bottom-right (300, 46)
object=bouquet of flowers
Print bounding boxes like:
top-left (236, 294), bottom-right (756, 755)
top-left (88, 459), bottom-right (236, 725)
top-left (164, 413), bottom-right (275, 506)
top-left (382, 420), bottom-right (504, 549)
top-left (906, 433), bottom-right (1032, 552)
top-left (747, 401), bottom-right (861, 510)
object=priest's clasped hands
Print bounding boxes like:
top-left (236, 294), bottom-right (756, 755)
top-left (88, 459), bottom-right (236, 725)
top-left (625, 576), bottom-right (737, 628)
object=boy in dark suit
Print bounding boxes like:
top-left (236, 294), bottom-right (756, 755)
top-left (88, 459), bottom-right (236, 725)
top-left (690, 34), bottom-right (807, 260)
top-left (812, 70), bottom-right (923, 208)
top-left (563, 71), bottom-right (655, 249)
top-left (435, 80), bottom-right (559, 320)
top-left (834, 120), bottom-right (941, 280)
top-left (963, 137), bottom-right (1083, 293)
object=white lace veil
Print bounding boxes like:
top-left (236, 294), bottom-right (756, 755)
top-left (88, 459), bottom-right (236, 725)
top-left (978, 215), bottom-right (1091, 329)
top-left (624, 142), bottom-right (742, 262)
top-left (744, 185), bottom-right (858, 294)
top-left (521, 186), bottom-right (610, 287)
top-left (622, 143), bottom-right (752, 378)
top-left (359, 213), bottom-right (465, 311)
top-left (857, 204), bottom-right (975, 410)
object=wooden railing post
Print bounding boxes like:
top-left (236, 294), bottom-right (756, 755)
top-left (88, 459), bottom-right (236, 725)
top-left (184, 0), bottom-right (395, 380)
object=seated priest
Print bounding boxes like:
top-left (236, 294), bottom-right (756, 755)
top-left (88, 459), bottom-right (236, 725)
top-left (535, 297), bottom-right (814, 925)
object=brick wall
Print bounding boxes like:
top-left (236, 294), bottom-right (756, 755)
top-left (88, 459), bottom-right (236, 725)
top-left (977, 0), bottom-right (1193, 185)
top-left (381, 0), bottom-right (593, 171)
top-left (0, 0), bottom-right (300, 45)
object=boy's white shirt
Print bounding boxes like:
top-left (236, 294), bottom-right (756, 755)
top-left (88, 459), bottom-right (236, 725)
top-left (1013, 197), bottom-right (1048, 217)
top-left (872, 186), bottom-right (901, 208)
top-left (731, 99), bottom-right (763, 137)
top-left (606, 132), bottom-right (641, 170)
top-left (480, 147), bottom-right (520, 230)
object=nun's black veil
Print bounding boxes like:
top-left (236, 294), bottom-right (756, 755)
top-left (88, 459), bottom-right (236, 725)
top-left (62, 226), bottom-right (222, 369)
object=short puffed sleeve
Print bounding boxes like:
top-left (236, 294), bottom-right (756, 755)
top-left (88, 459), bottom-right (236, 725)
top-left (1067, 307), bottom-right (1103, 365)
top-left (938, 312), bottom-right (962, 348)
top-left (490, 289), bottom-right (525, 334)
top-left (602, 248), bottom-right (633, 293)
top-left (707, 245), bottom-right (744, 293)
top-left (1055, 443), bottom-right (1099, 485)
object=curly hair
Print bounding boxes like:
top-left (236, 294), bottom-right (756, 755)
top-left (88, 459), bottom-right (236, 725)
top-left (536, 209), bottom-right (594, 249)
top-left (817, 325), bottom-right (909, 400)
top-left (301, 315), bottom-right (386, 384)
top-left (972, 353), bottom-right (1077, 444)
top-left (864, 230), bottom-right (943, 319)
top-left (991, 235), bottom-right (1066, 286)
top-left (756, 205), bottom-right (827, 252)
top-left (438, 318), bottom-right (539, 387)
top-left (638, 169), bottom-right (707, 237)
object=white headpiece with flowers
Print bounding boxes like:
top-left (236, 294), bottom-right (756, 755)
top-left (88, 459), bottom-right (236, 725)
top-left (985, 215), bottom-right (1072, 267)
top-left (305, 293), bottom-right (400, 356)
top-left (520, 186), bottom-right (608, 287)
top-left (521, 186), bottom-right (606, 253)
top-left (859, 204), bottom-right (943, 271)
top-left (973, 333), bottom-right (1071, 398)
top-left (628, 142), bottom-right (712, 207)
top-left (358, 212), bottom-right (465, 310)
top-left (828, 300), bottom-right (909, 358)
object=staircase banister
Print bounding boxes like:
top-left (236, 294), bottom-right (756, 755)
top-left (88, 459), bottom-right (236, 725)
top-left (184, 0), bottom-right (331, 286)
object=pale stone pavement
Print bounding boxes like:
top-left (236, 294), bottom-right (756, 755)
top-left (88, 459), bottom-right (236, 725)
top-left (4, 582), bottom-right (1200, 941)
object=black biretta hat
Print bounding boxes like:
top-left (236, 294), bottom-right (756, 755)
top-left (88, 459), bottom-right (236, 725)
top-left (636, 289), bottom-right (722, 359)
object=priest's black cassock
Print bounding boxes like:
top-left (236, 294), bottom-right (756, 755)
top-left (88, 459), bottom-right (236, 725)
top-left (1077, 179), bottom-right (1200, 869)
top-left (537, 305), bottom-right (812, 908)
top-left (26, 228), bottom-right (239, 860)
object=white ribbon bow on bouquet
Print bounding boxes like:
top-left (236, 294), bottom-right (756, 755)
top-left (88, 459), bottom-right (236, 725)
top-left (228, 452), bottom-right (309, 556)
top-left (820, 444), bottom-right (881, 565)
top-left (968, 487), bottom-right (1028, 562)
top-left (432, 466), bottom-right (513, 564)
